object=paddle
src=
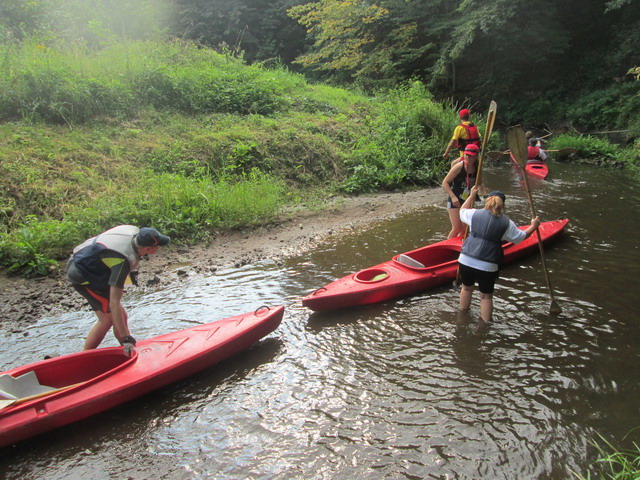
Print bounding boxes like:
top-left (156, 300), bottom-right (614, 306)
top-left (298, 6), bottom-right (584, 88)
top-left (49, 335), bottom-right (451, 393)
top-left (455, 101), bottom-right (497, 285)
top-left (488, 146), bottom-right (576, 162)
top-left (506, 126), bottom-right (562, 314)
top-left (546, 147), bottom-right (577, 155)
top-left (0, 382), bottom-right (84, 411)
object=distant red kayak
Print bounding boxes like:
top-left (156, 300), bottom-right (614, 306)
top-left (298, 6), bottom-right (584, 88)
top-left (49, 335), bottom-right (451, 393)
top-left (511, 151), bottom-right (549, 179)
top-left (0, 305), bottom-right (284, 448)
top-left (302, 219), bottom-right (569, 312)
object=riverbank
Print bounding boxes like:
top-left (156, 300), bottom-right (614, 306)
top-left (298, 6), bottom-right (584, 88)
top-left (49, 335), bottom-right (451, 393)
top-left (0, 187), bottom-right (443, 333)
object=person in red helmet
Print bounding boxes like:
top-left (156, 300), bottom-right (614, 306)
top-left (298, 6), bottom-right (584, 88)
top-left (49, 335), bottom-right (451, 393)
top-left (441, 143), bottom-right (486, 238)
top-left (442, 108), bottom-right (482, 164)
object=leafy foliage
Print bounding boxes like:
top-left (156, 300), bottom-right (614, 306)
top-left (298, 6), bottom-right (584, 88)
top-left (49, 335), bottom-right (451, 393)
top-left (550, 134), bottom-right (621, 162)
top-left (341, 82), bottom-right (455, 192)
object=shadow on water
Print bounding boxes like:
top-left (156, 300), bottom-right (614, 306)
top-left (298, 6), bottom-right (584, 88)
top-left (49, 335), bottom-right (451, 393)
top-left (2, 161), bottom-right (640, 479)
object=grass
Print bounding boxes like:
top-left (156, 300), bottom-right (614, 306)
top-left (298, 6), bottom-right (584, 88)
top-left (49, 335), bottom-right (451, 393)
top-left (574, 432), bottom-right (640, 480)
top-left (549, 134), bottom-right (640, 169)
top-left (0, 38), bottom-right (461, 276)
top-left (7, 38), bottom-right (631, 277)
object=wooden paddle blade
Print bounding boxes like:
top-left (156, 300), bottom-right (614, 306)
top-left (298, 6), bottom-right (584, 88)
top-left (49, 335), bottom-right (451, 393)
top-left (506, 126), bottom-right (528, 166)
top-left (476, 100), bottom-right (497, 185)
top-left (480, 101), bottom-right (497, 156)
top-left (557, 147), bottom-right (577, 155)
top-left (550, 299), bottom-right (562, 314)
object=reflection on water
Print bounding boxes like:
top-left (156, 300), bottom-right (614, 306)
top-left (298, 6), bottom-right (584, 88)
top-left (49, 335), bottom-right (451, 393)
top-left (1, 162), bottom-right (639, 479)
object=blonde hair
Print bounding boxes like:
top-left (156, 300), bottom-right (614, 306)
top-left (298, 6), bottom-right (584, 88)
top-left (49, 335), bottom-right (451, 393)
top-left (485, 196), bottom-right (504, 216)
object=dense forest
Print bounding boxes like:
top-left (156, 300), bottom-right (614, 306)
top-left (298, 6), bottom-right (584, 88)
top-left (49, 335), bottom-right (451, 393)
top-left (2, 0), bottom-right (638, 129)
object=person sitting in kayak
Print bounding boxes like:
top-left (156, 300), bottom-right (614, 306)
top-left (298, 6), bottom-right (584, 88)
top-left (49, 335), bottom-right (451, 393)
top-left (525, 130), bottom-right (543, 147)
top-left (442, 108), bottom-right (481, 165)
top-left (458, 186), bottom-right (540, 322)
top-left (67, 225), bottom-right (170, 356)
top-left (442, 144), bottom-right (486, 238)
top-left (527, 137), bottom-right (548, 163)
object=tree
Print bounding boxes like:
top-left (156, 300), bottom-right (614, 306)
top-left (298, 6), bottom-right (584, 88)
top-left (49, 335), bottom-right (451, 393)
top-left (172, 0), bottom-right (308, 64)
top-left (0, 0), bottom-right (53, 41)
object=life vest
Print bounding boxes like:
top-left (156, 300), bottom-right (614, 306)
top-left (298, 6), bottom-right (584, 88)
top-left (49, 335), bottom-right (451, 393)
top-left (461, 210), bottom-right (510, 264)
top-left (528, 146), bottom-right (542, 161)
top-left (71, 225), bottom-right (140, 287)
top-left (456, 122), bottom-right (481, 152)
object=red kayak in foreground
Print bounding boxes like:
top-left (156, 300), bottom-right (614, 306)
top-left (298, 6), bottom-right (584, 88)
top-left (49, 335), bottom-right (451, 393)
top-left (510, 152), bottom-right (549, 179)
top-left (302, 219), bottom-right (568, 312)
top-left (0, 305), bottom-right (284, 448)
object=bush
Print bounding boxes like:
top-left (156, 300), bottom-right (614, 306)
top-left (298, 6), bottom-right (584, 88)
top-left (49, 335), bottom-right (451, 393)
top-left (342, 82), bottom-right (480, 192)
top-left (567, 82), bottom-right (640, 131)
top-left (550, 134), bottom-right (620, 161)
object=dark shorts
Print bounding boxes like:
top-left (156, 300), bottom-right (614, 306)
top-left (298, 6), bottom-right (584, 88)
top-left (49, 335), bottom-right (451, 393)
top-left (72, 284), bottom-right (111, 313)
top-left (446, 195), bottom-right (478, 209)
top-left (459, 263), bottom-right (499, 294)
top-left (446, 196), bottom-right (463, 209)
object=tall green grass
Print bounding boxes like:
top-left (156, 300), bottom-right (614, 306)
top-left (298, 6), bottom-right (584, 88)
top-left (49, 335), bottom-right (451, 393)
top-left (574, 433), bottom-right (640, 480)
top-left (0, 38), bottom-right (479, 276)
top-left (0, 170), bottom-right (286, 276)
top-left (0, 40), bottom-right (307, 124)
top-left (551, 134), bottom-right (620, 161)
top-left (549, 133), bottom-right (640, 169)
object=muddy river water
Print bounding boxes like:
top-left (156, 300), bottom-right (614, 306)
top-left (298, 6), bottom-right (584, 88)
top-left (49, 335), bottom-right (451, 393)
top-left (1, 161), bottom-right (639, 479)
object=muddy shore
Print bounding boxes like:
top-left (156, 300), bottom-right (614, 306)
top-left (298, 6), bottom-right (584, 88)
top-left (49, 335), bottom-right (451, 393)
top-left (0, 187), bottom-right (443, 333)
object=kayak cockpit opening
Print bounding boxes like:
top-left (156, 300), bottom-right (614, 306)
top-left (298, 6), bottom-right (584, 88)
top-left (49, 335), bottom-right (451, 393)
top-left (5, 348), bottom-right (136, 391)
top-left (354, 268), bottom-right (389, 283)
top-left (392, 245), bottom-right (461, 271)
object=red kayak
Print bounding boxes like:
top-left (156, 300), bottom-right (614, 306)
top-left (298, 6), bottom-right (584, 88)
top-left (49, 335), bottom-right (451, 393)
top-left (511, 152), bottom-right (549, 179)
top-left (0, 305), bottom-right (284, 448)
top-left (302, 219), bottom-right (568, 312)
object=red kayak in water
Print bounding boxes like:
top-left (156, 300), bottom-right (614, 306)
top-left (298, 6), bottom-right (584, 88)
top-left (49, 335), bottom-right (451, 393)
top-left (0, 305), bottom-right (284, 448)
top-left (511, 151), bottom-right (549, 179)
top-left (302, 219), bottom-right (568, 312)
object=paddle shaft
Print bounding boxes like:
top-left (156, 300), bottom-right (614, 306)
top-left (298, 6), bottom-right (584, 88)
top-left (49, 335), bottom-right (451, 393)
top-left (507, 127), bottom-right (561, 313)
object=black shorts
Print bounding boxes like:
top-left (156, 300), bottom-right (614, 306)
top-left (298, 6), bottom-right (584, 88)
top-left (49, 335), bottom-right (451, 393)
top-left (446, 196), bottom-right (463, 208)
top-left (459, 263), bottom-right (499, 294)
top-left (446, 195), bottom-right (478, 209)
top-left (72, 284), bottom-right (111, 313)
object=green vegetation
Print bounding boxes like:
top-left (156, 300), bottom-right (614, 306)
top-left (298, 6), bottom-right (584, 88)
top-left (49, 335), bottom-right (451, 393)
top-left (0, 40), bottom-right (461, 276)
top-left (549, 134), bottom-right (640, 169)
top-left (1, 0), bottom-right (638, 277)
top-left (575, 433), bottom-right (640, 480)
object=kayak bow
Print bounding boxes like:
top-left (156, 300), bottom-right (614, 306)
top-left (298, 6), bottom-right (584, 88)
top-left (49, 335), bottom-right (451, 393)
top-left (510, 151), bottom-right (549, 180)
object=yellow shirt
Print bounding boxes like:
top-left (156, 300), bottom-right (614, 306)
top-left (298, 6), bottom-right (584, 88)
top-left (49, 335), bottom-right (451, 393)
top-left (451, 121), bottom-right (472, 141)
top-left (451, 121), bottom-right (473, 156)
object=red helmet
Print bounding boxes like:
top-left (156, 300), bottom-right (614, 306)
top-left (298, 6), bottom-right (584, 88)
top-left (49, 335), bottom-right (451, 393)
top-left (459, 108), bottom-right (471, 118)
